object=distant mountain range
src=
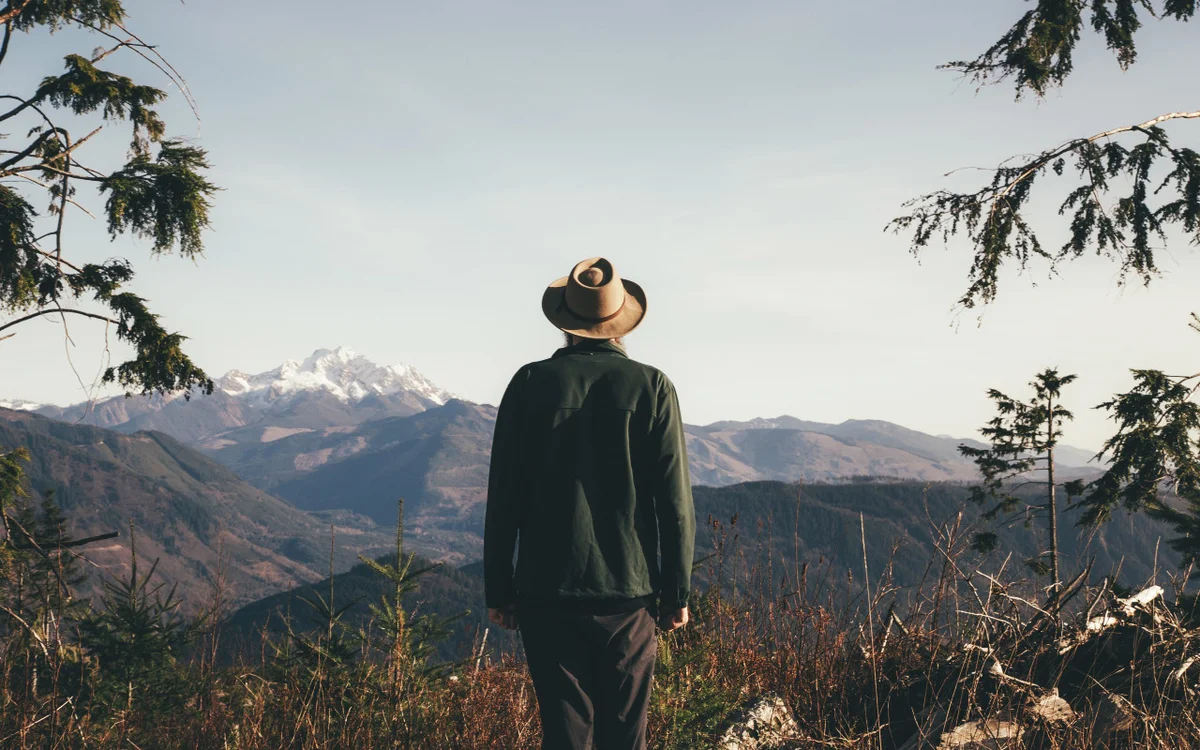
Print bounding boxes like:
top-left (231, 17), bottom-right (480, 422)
top-left (686, 416), bottom-right (1098, 485)
top-left (5, 347), bottom-right (1103, 566)
top-left (30, 347), bottom-right (453, 443)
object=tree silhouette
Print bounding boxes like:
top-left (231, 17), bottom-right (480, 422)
top-left (961, 368), bottom-right (1081, 594)
top-left (0, 0), bottom-right (218, 397)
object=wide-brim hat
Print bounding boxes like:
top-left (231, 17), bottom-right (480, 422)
top-left (541, 257), bottom-right (647, 339)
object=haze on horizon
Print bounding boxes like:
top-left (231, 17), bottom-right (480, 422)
top-left (2, 0), bottom-right (1198, 450)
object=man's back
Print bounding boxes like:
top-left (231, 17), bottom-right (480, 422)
top-left (484, 338), bottom-right (694, 612)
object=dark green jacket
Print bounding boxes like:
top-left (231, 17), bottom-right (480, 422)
top-left (484, 340), bottom-right (695, 611)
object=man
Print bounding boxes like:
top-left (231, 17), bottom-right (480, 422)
top-left (484, 257), bottom-right (696, 750)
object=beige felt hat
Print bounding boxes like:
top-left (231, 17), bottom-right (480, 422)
top-left (541, 257), bottom-right (647, 339)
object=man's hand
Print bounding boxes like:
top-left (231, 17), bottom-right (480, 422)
top-left (488, 606), bottom-right (518, 631)
top-left (658, 606), bottom-right (688, 632)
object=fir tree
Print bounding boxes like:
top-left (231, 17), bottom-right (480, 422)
top-left (1074, 318), bottom-right (1200, 572)
top-left (0, 0), bottom-right (218, 396)
top-left (78, 525), bottom-right (193, 721)
top-left (960, 369), bottom-right (1082, 594)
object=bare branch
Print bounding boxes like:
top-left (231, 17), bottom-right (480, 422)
top-left (9, 530), bottom-right (119, 550)
top-left (11, 172), bottom-right (98, 216)
top-left (0, 128), bottom-right (59, 172)
top-left (0, 125), bottom-right (103, 176)
top-left (32, 246), bottom-right (82, 273)
top-left (0, 307), bottom-right (118, 337)
top-left (72, 16), bottom-right (200, 121)
top-left (0, 0), bottom-right (31, 28)
top-left (0, 95), bottom-right (65, 149)
top-left (0, 20), bottom-right (12, 69)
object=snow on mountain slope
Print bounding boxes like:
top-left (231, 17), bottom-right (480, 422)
top-left (23, 348), bottom-right (455, 442)
top-left (216, 347), bottom-right (452, 406)
top-left (0, 399), bottom-right (43, 411)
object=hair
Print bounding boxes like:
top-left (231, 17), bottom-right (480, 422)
top-left (564, 333), bottom-right (625, 351)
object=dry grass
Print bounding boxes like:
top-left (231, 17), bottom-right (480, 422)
top-left (2, 505), bottom-right (1199, 749)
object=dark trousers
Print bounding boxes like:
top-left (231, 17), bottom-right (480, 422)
top-left (518, 604), bottom-right (658, 750)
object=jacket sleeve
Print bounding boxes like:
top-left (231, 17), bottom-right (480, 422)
top-left (651, 378), bottom-right (696, 610)
top-left (484, 370), bottom-right (525, 609)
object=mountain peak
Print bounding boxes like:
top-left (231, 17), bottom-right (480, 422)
top-left (214, 347), bottom-right (453, 406)
top-left (305, 346), bottom-right (357, 366)
top-left (0, 399), bottom-right (44, 412)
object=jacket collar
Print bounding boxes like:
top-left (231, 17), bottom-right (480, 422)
top-left (551, 339), bottom-right (628, 360)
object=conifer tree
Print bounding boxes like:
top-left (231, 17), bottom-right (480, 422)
top-left (890, 1), bottom-right (1200, 580)
top-left (961, 369), bottom-right (1081, 594)
top-left (0, 0), bottom-right (217, 396)
top-left (1075, 318), bottom-right (1200, 572)
top-left (78, 526), bottom-right (193, 720)
top-left (0, 448), bottom-right (29, 602)
top-left (0, 5), bottom-right (213, 726)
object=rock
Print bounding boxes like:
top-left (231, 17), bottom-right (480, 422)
top-left (897, 711), bottom-right (1023, 750)
top-left (1116, 586), bottom-right (1163, 618)
top-left (1027, 688), bottom-right (1075, 725)
top-left (718, 695), bottom-right (799, 750)
top-left (936, 719), bottom-right (1024, 749)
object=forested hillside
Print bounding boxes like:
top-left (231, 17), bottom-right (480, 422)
top-left (0, 409), bottom-right (392, 608)
top-left (692, 481), bottom-right (1178, 593)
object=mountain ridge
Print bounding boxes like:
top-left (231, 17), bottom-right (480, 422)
top-left (0, 408), bottom-right (393, 608)
top-left (33, 347), bottom-right (453, 443)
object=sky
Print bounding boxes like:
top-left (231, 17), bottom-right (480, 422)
top-left (2, 0), bottom-right (1199, 449)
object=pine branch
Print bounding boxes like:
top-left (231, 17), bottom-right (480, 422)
top-left (943, 0), bottom-right (1197, 98)
top-left (890, 110), bottom-right (1200, 308)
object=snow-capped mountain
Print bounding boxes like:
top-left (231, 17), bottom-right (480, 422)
top-left (27, 348), bottom-right (455, 444)
top-left (216, 347), bottom-right (452, 406)
top-left (0, 399), bottom-right (44, 411)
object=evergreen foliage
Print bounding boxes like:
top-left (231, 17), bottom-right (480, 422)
top-left (1076, 322), bottom-right (1200, 570)
top-left (77, 526), bottom-right (194, 719)
top-left (354, 505), bottom-right (466, 684)
top-left (889, 0), bottom-right (1198, 310)
top-left (959, 369), bottom-right (1082, 592)
top-left (0, 0), bottom-right (217, 396)
top-left (890, 114), bottom-right (1200, 310)
top-left (892, 0), bottom-right (1200, 593)
top-left (943, 0), bottom-right (1195, 99)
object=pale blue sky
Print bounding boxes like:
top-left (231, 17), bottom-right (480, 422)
top-left (4, 1), bottom-right (1199, 448)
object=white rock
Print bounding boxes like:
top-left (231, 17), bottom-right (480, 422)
top-left (936, 719), bottom-right (1024, 749)
top-left (1117, 586), bottom-right (1163, 617)
top-left (1028, 688), bottom-right (1075, 725)
top-left (719, 696), bottom-right (798, 750)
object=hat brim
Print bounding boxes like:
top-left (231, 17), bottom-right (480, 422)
top-left (541, 277), bottom-right (647, 339)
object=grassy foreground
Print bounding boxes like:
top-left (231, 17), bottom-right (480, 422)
top-left (3, 498), bottom-right (1199, 749)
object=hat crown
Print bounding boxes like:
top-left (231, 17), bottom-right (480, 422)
top-left (565, 258), bottom-right (625, 322)
top-left (579, 267), bottom-right (605, 287)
